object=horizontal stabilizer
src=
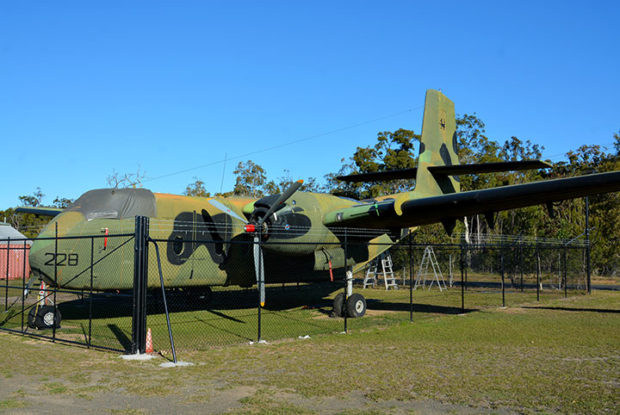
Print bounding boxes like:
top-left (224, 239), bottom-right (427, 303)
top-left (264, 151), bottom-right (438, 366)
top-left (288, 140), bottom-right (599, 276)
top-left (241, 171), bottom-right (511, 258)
top-left (336, 160), bottom-right (551, 183)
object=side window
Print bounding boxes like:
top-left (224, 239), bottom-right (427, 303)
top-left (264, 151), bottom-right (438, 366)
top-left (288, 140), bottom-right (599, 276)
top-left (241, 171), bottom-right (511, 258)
top-left (173, 235), bottom-right (184, 256)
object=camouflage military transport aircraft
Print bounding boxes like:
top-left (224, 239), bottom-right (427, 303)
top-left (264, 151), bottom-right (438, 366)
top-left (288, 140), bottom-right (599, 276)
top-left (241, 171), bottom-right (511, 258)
top-left (18, 90), bottom-right (620, 328)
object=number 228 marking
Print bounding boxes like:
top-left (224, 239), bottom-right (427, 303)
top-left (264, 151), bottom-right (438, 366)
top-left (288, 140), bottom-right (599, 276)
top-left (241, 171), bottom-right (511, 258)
top-left (44, 253), bottom-right (79, 266)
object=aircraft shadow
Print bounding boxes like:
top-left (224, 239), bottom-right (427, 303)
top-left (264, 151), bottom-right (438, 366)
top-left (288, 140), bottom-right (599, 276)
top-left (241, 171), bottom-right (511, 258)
top-left (521, 306), bottom-right (620, 314)
top-left (56, 283), bottom-right (341, 320)
top-left (366, 299), bottom-right (477, 314)
top-left (55, 284), bottom-right (477, 321)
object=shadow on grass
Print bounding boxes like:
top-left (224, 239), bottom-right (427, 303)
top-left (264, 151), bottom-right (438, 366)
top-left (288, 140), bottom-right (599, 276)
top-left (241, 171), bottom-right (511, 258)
top-left (521, 306), bottom-right (620, 314)
top-left (205, 309), bottom-right (245, 323)
top-left (56, 283), bottom-right (340, 320)
top-left (108, 324), bottom-right (132, 351)
top-left (193, 316), bottom-right (254, 342)
top-left (367, 299), bottom-right (478, 314)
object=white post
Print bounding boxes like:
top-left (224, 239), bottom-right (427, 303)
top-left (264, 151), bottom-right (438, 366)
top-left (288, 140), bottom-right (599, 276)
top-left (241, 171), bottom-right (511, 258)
top-left (346, 270), bottom-right (353, 297)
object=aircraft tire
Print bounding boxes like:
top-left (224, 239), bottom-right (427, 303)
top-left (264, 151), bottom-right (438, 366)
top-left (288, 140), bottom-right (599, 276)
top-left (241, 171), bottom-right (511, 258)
top-left (332, 293), bottom-right (344, 317)
top-left (346, 293), bottom-right (366, 318)
top-left (28, 305), bottom-right (61, 329)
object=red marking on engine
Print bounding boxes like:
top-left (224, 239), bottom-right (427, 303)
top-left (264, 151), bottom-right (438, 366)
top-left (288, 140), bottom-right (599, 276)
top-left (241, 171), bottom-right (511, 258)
top-left (328, 259), bottom-right (333, 282)
top-left (244, 224), bottom-right (256, 233)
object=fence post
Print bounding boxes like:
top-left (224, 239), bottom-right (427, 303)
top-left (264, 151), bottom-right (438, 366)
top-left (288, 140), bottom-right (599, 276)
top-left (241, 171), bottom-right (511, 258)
top-left (343, 228), bottom-right (348, 333)
top-left (88, 237), bottom-right (94, 348)
top-left (585, 196), bottom-right (591, 294)
top-left (131, 216), bottom-right (149, 354)
top-left (409, 234), bottom-right (413, 322)
top-left (536, 245), bottom-right (540, 302)
top-left (53, 223), bottom-right (58, 342)
top-left (519, 243), bottom-right (524, 292)
top-left (257, 231), bottom-right (262, 342)
top-left (460, 243), bottom-right (465, 313)
top-left (464, 261), bottom-right (468, 291)
top-left (5, 237), bottom-right (9, 311)
top-left (500, 244), bottom-right (506, 307)
top-left (563, 245), bottom-right (568, 298)
top-left (22, 239), bottom-right (27, 331)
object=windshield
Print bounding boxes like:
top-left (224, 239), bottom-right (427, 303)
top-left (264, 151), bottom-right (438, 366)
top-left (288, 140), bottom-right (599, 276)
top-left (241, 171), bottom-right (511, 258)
top-left (66, 188), bottom-right (157, 221)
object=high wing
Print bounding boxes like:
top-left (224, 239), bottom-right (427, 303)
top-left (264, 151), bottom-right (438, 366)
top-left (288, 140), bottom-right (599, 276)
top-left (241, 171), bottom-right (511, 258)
top-left (324, 89), bottom-right (620, 232)
top-left (15, 207), bottom-right (63, 217)
top-left (323, 171), bottom-right (620, 230)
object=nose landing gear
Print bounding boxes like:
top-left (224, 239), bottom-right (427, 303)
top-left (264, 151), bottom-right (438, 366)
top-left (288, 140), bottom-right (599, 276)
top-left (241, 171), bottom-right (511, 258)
top-left (331, 292), bottom-right (367, 318)
top-left (331, 270), bottom-right (367, 318)
top-left (28, 305), bottom-right (62, 330)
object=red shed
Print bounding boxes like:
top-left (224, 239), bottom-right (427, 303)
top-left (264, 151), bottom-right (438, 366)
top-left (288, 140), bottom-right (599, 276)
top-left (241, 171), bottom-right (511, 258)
top-left (0, 223), bottom-right (31, 280)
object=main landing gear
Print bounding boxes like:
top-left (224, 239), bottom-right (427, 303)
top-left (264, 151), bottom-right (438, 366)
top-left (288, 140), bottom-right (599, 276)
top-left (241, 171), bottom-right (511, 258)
top-left (27, 281), bottom-right (62, 330)
top-left (331, 270), bottom-right (367, 318)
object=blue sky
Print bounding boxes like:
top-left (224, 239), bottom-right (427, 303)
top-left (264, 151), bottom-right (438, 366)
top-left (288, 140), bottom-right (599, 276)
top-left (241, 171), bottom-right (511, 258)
top-left (1, 1), bottom-right (619, 208)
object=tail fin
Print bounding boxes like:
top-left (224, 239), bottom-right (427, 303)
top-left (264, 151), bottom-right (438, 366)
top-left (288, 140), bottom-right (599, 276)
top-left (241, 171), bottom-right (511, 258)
top-left (415, 89), bottom-right (460, 197)
top-left (392, 89), bottom-right (459, 217)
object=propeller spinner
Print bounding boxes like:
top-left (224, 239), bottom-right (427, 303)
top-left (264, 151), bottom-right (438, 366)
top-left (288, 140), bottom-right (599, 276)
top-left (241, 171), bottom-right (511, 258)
top-left (208, 180), bottom-right (304, 307)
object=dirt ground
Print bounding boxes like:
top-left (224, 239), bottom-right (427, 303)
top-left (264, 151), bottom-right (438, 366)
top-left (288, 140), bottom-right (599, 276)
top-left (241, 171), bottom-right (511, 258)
top-left (0, 332), bottom-right (526, 415)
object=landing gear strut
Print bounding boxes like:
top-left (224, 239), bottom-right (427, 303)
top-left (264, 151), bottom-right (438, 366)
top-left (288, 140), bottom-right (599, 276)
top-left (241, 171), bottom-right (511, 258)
top-left (332, 270), bottom-right (367, 318)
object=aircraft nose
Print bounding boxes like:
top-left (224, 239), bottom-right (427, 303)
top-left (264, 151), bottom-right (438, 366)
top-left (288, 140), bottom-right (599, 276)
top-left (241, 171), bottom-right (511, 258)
top-left (28, 237), bottom-right (54, 283)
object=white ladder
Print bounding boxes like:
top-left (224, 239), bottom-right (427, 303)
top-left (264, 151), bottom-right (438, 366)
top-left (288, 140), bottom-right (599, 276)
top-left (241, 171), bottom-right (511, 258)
top-left (414, 246), bottom-right (447, 291)
top-left (363, 253), bottom-right (398, 290)
top-left (363, 259), bottom-right (379, 288)
top-left (380, 255), bottom-right (398, 290)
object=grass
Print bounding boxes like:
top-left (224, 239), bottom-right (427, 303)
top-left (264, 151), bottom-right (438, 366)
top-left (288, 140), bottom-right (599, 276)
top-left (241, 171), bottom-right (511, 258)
top-left (0, 289), bottom-right (618, 414)
top-left (0, 278), bottom-right (601, 353)
top-left (0, 398), bottom-right (27, 409)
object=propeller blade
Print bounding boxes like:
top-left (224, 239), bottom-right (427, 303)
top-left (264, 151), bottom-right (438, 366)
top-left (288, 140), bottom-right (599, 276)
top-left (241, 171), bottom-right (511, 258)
top-left (253, 235), bottom-right (265, 307)
top-left (208, 199), bottom-right (248, 223)
top-left (260, 180), bottom-right (303, 224)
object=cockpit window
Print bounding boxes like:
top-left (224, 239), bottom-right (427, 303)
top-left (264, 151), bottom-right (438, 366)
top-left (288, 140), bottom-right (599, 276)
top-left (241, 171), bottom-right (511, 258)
top-left (66, 188), bottom-right (157, 221)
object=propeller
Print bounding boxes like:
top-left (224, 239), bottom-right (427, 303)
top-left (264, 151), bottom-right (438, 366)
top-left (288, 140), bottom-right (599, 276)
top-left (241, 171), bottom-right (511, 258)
top-left (207, 180), bottom-right (304, 307)
top-left (208, 199), bottom-right (249, 224)
top-left (251, 179), bottom-right (303, 307)
top-left (259, 179), bottom-right (304, 224)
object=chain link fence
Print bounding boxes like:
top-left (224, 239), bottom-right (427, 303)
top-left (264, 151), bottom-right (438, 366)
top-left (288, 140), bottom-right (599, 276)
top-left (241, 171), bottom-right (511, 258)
top-left (0, 219), bottom-right (599, 357)
top-left (0, 233), bottom-right (135, 352)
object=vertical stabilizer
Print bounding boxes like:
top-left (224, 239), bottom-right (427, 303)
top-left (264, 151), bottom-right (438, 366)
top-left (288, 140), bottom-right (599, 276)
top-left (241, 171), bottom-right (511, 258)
top-left (393, 89), bottom-right (459, 216)
top-left (415, 89), bottom-right (460, 196)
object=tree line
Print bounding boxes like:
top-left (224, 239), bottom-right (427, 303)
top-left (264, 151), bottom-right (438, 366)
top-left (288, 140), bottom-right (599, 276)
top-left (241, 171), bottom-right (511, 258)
top-left (185, 114), bottom-right (618, 275)
top-left (3, 115), bottom-right (618, 274)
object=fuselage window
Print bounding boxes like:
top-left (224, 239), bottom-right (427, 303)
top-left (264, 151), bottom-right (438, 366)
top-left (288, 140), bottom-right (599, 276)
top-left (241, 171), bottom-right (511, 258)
top-left (173, 235), bottom-right (184, 255)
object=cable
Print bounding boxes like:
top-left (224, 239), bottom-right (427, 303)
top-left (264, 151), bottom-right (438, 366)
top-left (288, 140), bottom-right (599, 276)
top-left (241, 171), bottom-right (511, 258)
top-left (142, 107), bottom-right (419, 184)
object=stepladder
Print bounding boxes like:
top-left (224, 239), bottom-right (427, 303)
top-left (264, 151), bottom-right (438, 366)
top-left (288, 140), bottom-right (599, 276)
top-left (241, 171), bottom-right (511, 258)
top-left (414, 246), bottom-right (447, 291)
top-left (363, 253), bottom-right (398, 290)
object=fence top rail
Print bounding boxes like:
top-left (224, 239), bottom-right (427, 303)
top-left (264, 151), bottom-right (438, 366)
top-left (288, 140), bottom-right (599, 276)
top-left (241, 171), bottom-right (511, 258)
top-left (1, 230), bottom-right (588, 248)
top-left (449, 232), bottom-right (589, 247)
top-left (146, 237), bottom-right (588, 250)
top-left (0, 233), bottom-right (135, 244)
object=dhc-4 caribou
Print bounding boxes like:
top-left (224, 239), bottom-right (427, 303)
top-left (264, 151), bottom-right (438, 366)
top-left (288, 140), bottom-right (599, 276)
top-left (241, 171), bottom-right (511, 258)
top-left (18, 90), bottom-right (620, 328)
